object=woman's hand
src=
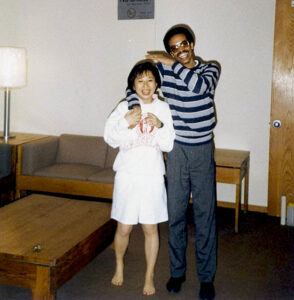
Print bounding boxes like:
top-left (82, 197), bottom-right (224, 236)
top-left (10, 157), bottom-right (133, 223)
top-left (125, 106), bottom-right (142, 129)
top-left (145, 112), bottom-right (163, 128)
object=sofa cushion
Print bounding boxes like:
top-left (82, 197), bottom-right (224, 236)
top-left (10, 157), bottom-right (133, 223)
top-left (88, 168), bottom-right (115, 184)
top-left (34, 163), bottom-right (103, 180)
top-left (22, 137), bottom-right (59, 175)
top-left (56, 134), bottom-right (107, 167)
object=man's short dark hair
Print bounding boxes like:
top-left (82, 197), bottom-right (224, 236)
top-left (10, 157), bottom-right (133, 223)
top-left (163, 24), bottom-right (195, 53)
top-left (127, 60), bottom-right (161, 92)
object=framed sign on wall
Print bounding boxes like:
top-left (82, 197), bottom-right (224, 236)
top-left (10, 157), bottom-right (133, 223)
top-left (118, 0), bottom-right (154, 20)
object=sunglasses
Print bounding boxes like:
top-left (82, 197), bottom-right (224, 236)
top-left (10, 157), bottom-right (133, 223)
top-left (170, 40), bottom-right (190, 54)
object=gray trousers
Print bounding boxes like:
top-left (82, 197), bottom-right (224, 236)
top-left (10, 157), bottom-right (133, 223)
top-left (166, 140), bottom-right (217, 282)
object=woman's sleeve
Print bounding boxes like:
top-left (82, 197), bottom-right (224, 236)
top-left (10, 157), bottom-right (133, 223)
top-left (155, 104), bottom-right (175, 152)
top-left (103, 102), bottom-right (135, 148)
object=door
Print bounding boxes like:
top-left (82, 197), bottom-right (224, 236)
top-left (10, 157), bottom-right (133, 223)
top-left (268, 0), bottom-right (294, 216)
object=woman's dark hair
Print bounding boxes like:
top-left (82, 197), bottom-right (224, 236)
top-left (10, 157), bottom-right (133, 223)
top-left (127, 60), bottom-right (161, 92)
top-left (163, 24), bottom-right (195, 53)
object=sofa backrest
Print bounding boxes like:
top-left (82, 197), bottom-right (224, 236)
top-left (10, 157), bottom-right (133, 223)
top-left (56, 134), bottom-right (108, 167)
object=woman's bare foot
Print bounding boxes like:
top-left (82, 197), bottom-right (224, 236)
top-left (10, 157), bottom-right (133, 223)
top-left (111, 262), bottom-right (124, 286)
top-left (143, 276), bottom-right (155, 296)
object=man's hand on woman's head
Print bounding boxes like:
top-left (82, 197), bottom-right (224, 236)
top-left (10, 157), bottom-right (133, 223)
top-left (145, 51), bottom-right (175, 66)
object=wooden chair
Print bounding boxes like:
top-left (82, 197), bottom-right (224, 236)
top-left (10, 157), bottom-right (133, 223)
top-left (215, 148), bottom-right (250, 233)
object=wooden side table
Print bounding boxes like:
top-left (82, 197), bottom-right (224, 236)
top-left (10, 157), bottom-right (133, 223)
top-left (215, 148), bottom-right (250, 233)
top-left (0, 132), bottom-right (49, 203)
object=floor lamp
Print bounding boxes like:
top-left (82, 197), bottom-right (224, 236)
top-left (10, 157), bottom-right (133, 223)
top-left (0, 47), bottom-right (27, 141)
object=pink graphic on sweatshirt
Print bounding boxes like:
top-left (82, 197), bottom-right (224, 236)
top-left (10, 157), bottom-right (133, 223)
top-left (139, 116), bottom-right (155, 134)
top-left (124, 113), bottom-right (157, 149)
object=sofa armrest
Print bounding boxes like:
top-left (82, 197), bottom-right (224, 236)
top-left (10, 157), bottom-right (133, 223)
top-left (21, 137), bottom-right (59, 175)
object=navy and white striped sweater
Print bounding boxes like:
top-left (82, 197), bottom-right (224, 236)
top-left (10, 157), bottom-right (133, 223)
top-left (127, 57), bottom-right (221, 146)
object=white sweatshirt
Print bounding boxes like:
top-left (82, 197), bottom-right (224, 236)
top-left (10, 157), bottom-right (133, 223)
top-left (104, 96), bottom-right (175, 176)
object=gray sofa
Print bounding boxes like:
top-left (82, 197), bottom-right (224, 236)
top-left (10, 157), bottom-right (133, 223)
top-left (16, 134), bottom-right (118, 199)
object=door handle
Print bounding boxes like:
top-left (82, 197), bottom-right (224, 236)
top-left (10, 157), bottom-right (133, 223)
top-left (272, 120), bottom-right (282, 128)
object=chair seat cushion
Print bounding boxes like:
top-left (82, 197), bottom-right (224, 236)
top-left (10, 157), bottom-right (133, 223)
top-left (34, 163), bottom-right (103, 180)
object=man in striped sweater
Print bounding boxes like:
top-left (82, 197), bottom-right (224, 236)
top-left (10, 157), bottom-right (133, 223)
top-left (126, 24), bottom-right (221, 300)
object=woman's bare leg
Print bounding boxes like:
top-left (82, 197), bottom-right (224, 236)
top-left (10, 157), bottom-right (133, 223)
top-left (111, 222), bottom-right (133, 286)
top-left (142, 224), bottom-right (159, 295)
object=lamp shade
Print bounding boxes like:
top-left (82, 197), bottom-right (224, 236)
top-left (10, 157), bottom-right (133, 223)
top-left (0, 47), bottom-right (27, 88)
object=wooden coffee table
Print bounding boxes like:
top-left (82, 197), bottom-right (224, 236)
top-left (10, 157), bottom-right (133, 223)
top-left (0, 194), bottom-right (116, 299)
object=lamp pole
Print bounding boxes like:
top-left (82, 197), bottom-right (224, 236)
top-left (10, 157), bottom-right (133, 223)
top-left (3, 87), bottom-right (11, 141)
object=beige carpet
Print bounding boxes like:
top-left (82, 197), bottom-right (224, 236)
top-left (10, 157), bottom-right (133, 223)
top-left (1, 207), bottom-right (293, 300)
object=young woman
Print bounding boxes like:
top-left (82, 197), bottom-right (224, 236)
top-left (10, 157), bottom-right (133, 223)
top-left (104, 60), bottom-right (175, 296)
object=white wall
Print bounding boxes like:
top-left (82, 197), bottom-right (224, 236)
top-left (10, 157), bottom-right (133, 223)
top-left (0, 0), bottom-right (276, 209)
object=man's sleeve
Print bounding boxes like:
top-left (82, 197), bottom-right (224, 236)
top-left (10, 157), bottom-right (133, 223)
top-left (126, 89), bottom-right (140, 110)
top-left (171, 60), bottom-right (221, 94)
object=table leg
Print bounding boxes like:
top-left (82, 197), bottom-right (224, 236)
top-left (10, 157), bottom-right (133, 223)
top-left (244, 159), bottom-right (250, 212)
top-left (235, 182), bottom-right (241, 233)
top-left (32, 266), bottom-right (55, 300)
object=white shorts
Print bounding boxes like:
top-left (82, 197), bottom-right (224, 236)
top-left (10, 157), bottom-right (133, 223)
top-left (111, 171), bottom-right (168, 225)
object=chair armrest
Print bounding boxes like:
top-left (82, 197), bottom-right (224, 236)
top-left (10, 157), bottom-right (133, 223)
top-left (21, 137), bottom-right (59, 175)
